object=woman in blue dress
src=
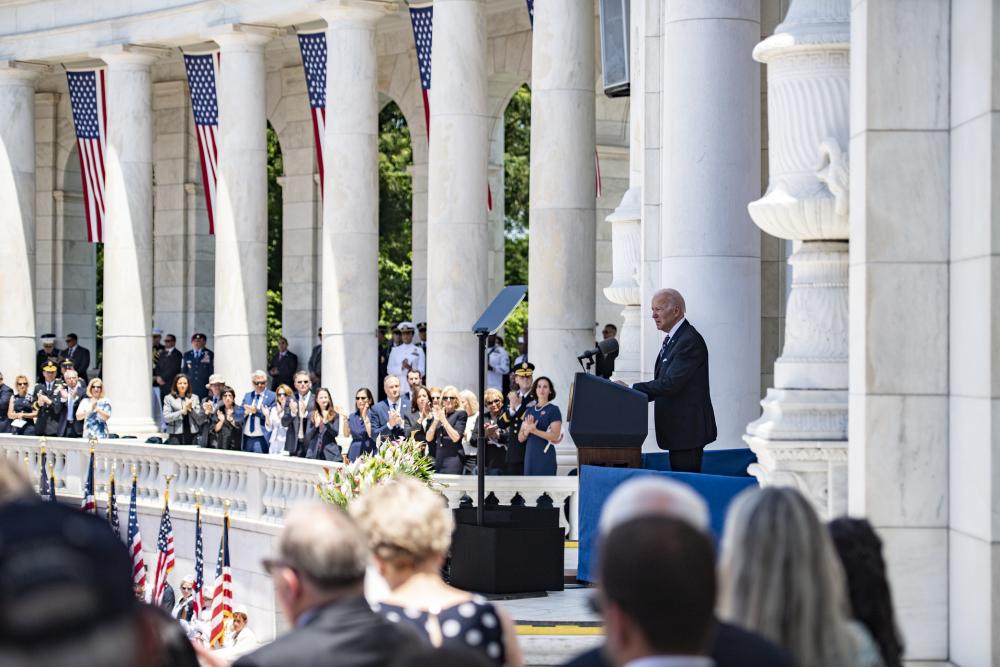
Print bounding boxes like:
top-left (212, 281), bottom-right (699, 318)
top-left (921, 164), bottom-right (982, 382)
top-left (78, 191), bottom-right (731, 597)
top-left (347, 387), bottom-right (378, 461)
top-left (518, 376), bottom-right (562, 476)
top-left (77, 378), bottom-right (112, 440)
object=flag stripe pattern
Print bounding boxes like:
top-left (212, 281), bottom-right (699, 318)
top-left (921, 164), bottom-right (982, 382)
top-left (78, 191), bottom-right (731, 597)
top-left (193, 505), bottom-right (204, 618)
top-left (527, 0), bottom-right (534, 25)
top-left (81, 449), bottom-right (96, 513)
top-left (210, 514), bottom-right (232, 647)
top-left (409, 3), bottom-right (433, 137)
top-left (66, 69), bottom-right (107, 244)
top-left (127, 478), bottom-right (146, 589)
top-left (183, 52), bottom-right (221, 235)
top-left (152, 498), bottom-right (176, 606)
top-left (298, 32), bottom-right (327, 195)
top-left (107, 475), bottom-right (121, 538)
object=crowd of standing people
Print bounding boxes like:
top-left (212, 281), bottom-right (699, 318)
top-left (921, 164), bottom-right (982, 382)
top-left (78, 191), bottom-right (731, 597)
top-left (0, 323), bottom-right (568, 476)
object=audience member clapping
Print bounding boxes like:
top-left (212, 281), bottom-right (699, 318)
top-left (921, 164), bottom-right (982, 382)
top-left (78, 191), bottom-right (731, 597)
top-left (718, 487), bottom-right (886, 667)
top-left (352, 477), bottom-right (523, 667)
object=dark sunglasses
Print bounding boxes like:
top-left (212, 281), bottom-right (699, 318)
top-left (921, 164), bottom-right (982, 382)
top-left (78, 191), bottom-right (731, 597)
top-left (16, 382), bottom-right (27, 386)
top-left (355, 396), bottom-right (370, 401)
top-left (487, 398), bottom-right (503, 406)
top-left (295, 380), bottom-right (310, 385)
top-left (253, 380), bottom-right (267, 386)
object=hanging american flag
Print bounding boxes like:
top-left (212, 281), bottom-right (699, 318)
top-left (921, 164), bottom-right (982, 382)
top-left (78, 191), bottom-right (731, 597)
top-left (127, 475), bottom-right (146, 590)
top-left (66, 69), bottom-right (107, 243)
top-left (107, 471), bottom-right (121, 538)
top-left (152, 491), bottom-right (176, 606)
top-left (192, 502), bottom-right (204, 618)
top-left (524, 0), bottom-right (602, 198)
top-left (298, 32), bottom-right (327, 195)
top-left (409, 3), bottom-right (433, 138)
top-left (210, 511), bottom-right (233, 647)
top-left (183, 52), bottom-right (221, 235)
top-left (81, 448), bottom-right (96, 513)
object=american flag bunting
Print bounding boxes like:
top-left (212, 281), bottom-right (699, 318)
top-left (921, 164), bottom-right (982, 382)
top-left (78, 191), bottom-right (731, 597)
top-left (81, 447), bottom-right (96, 513)
top-left (66, 69), bottom-right (107, 243)
top-left (210, 511), bottom-right (232, 647)
top-left (127, 475), bottom-right (146, 590)
top-left (297, 32), bottom-right (327, 195)
top-left (183, 52), bottom-right (221, 235)
top-left (152, 491), bottom-right (176, 606)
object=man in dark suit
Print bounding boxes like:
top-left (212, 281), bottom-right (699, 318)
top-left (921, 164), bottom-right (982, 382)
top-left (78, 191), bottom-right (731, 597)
top-left (60, 332), bottom-right (91, 378)
top-left (308, 328), bottom-right (322, 386)
top-left (562, 476), bottom-right (793, 667)
top-left (268, 336), bottom-right (299, 390)
top-left (628, 289), bottom-right (716, 473)
top-left (183, 333), bottom-right (214, 400)
top-left (371, 375), bottom-right (410, 442)
top-left (154, 334), bottom-right (183, 391)
top-left (283, 371), bottom-right (316, 457)
top-left (58, 369), bottom-right (86, 437)
top-left (235, 503), bottom-right (420, 667)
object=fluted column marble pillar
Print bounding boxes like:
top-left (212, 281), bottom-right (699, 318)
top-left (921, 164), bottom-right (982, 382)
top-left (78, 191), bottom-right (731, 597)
top-left (661, 2), bottom-right (761, 449)
top-left (213, 26), bottom-right (276, 390)
top-left (319, 0), bottom-right (393, 397)
top-left (0, 62), bottom-right (43, 383)
top-left (426, 0), bottom-right (489, 388)
top-left (100, 46), bottom-right (164, 436)
top-left (528, 0), bottom-right (596, 404)
top-left (744, 0), bottom-right (850, 517)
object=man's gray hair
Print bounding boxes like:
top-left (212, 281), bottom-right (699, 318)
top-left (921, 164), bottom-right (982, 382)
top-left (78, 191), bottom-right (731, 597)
top-left (251, 369), bottom-right (268, 381)
top-left (279, 503), bottom-right (368, 591)
top-left (598, 475), bottom-right (709, 535)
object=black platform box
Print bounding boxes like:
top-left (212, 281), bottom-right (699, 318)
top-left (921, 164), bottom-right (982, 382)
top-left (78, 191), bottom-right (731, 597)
top-left (450, 506), bottom-right (564, 594)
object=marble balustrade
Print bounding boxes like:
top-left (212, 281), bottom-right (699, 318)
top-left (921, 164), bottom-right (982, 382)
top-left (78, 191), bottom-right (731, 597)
top-left (0, 434), bottom-right (580, 539)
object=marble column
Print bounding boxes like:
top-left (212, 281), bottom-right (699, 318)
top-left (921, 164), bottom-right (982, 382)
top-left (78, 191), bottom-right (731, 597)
top-left (849, 0), bottom-right (950, 659)
top-left (319, 1), bottom-right (392, 397)
top-left (528, 0), bottom-right (596, 404)
top-left (661, 2), bottom-right (761, 449)
top-left (744, 0), bottom-right (850, 517)
top-left (0, 62), bottom-right (42, 382)
top-left (212, 25), bottom-right (276, 390)
top-left (100, 46), bottom-right (163, 436)
top-left (409, 162), bottom-right (428, 325)
top-left (426, 0), bottom-right (489, 389)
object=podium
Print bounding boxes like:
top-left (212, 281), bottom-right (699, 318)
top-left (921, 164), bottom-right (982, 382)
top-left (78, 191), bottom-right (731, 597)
top-left (568, 372), bottom-right (647, 469)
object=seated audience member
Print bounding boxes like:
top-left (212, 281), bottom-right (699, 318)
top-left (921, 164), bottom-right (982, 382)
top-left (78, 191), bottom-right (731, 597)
top-left (232, 503), bottom-right (421, 667)
top-left (266, 384), bottom-right (292, 455)
top-left (598, 516), bottom-right (717, 667)
top-left (347, 387), bottom-right (379, 462)
top-left (7, 375), bottom-right (36, 436)
top-left (352, 478), bottom-right (523, 667)
top-left (210, 387), bottom-right (244, 451)
top-left (563, 476), bottom-right (792, 667)
top-left (163, 374), bottom-right (206, 445)
top-left (76, 377), bottom-right (112, 440)
top-left (305, 387), bottom-right (348, 462)
top-left (372, 375), bottom-right (410, 442)
top-left (830, 517), bottom-right (904, 667)
top-left (0, 500), bottom-right (182, 667)
top-left (213, 605), bottom-right (259, 662)
top-left (405, 386), bottom-right (434, 452)
top-left (718, 487), bottom-right (885, 667)
top-left (426, 386), bottom-right (467, 474)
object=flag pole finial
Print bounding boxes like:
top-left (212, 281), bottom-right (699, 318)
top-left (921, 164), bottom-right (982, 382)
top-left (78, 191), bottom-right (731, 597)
top-left (163, 474), bottom-right (174, 507)
top-left (131, 464), bottom-right (138, 480)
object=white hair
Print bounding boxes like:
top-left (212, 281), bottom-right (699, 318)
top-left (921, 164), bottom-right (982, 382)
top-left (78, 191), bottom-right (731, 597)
top-left (251, 370), bottom-right (268, 381)
top-left (598, 475), bottom-right (710, 535)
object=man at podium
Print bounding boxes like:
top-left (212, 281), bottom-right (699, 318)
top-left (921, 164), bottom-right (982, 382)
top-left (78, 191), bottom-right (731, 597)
top-left (628, 288), bottom-right (717, 473)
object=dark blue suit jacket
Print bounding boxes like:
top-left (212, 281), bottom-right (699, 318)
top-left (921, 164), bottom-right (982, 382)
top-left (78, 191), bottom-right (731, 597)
top-left (182, 349), bottom-right (214, 399)
top-left (237, 390), bottom-right (277, 442)
top-left (632, 319), bottom-right (717, 452)
top-left (371, 397), bottom-right (410, 441)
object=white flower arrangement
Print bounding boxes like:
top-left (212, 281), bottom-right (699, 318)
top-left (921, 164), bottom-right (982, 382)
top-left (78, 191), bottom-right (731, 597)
top-left (317, 436), bottom-right (436, 509)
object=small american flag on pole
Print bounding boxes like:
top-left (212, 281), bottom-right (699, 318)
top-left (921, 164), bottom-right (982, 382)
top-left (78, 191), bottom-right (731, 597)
top-left (37, 448), bottom-right (48, 498)
top-left (297, 32), bottom-right (326, 195)
top-left (183, 52), bottom-right (221, 235)
top-left (66, 69), bottom-right (107, 243)
top-left (210, 509), bottom-right (233, 647)
top-left (193, 501), bottom-right (204, 618)
top-left (152, 488), bottom-right (176, 606)
top-left (107, 470), bottom-right (121, 538)
top-left (81, 447), bottom-right (96, 513)
top-left (127, 474), bottom-right (146, 590)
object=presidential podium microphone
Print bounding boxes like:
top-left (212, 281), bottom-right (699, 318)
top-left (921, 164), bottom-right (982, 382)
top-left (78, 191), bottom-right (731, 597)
top-left (577, 337), bottom-right (619, 378)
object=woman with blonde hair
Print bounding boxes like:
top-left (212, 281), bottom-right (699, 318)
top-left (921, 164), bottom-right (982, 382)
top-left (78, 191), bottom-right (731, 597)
top-left (718, 486), bottom-right (885, 667)
top-left (426, 385), bottom-right (467, 474)
top-left (7, 375), bottom-right (36, 435)
top-left (76, 377), bottom-right (112, 440)
top-left (352, 478), bottom-right (523, 667)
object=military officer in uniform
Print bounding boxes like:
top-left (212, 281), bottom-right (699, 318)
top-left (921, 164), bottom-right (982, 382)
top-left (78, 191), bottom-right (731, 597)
top-left (183, 333), bottom-right (214, 400)
top-left (497, 361), bottom-right (536, 475)
top-left (35, 334), bottom-right (62, 383)
top-left (32, 361), bottom-right (66, 436)
top-left (387, 322), bottom-right (425, 400)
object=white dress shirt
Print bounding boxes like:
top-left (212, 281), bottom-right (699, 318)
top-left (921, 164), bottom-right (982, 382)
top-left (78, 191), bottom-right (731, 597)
top-left (486, 345), bottom-right (510, 390)
top-left (387, 343), bottom-right (426, 398)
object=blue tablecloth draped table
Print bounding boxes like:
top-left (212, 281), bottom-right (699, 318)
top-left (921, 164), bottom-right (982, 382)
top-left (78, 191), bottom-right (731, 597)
top-left (576, 448), bottom-right (760, 583)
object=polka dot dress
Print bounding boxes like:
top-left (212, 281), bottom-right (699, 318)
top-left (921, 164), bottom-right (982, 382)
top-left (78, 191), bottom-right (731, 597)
top-left (375, 596), bottom-right (506, 665)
